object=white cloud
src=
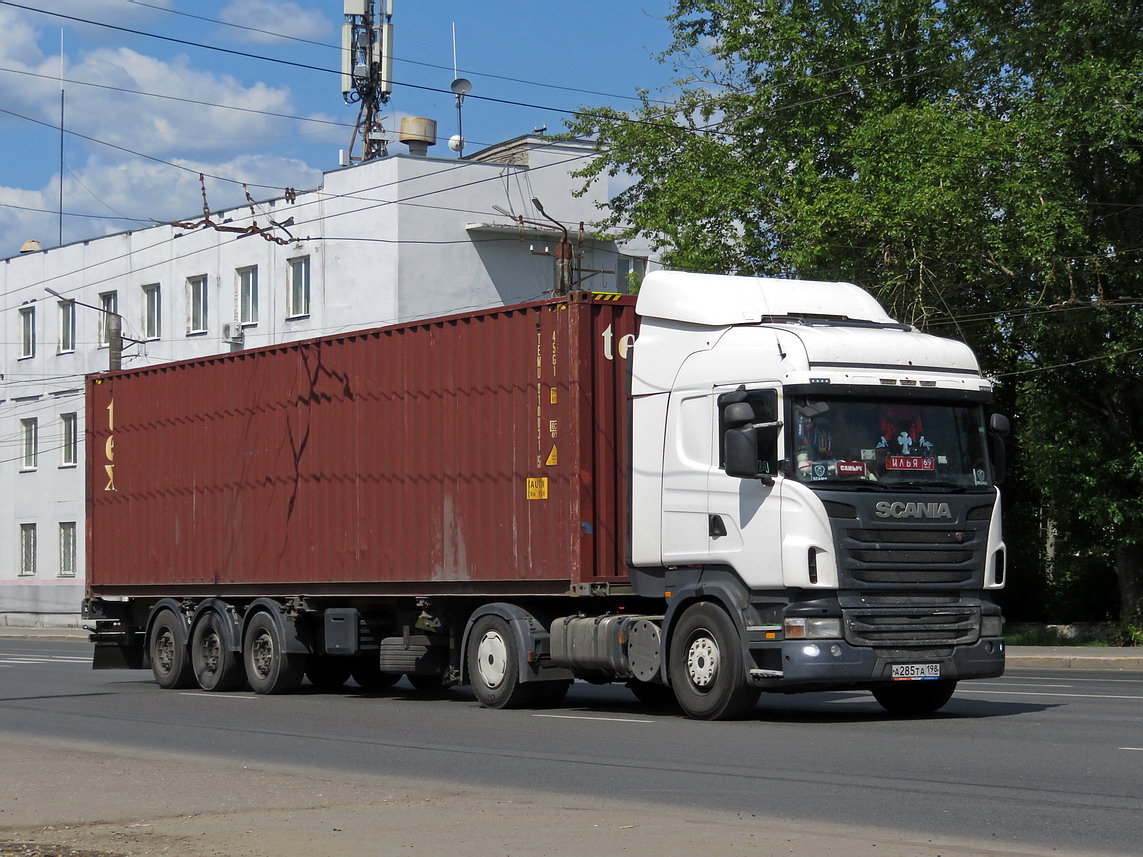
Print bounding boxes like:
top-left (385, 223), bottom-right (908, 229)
top-left (219, 0), bottom-right (333, 44)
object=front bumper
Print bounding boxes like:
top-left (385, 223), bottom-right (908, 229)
top-left (747, 636), bottom-right (1005, 689)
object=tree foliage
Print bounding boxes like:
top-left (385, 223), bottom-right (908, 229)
top-left (569, 0), bottom-right (1143, 622)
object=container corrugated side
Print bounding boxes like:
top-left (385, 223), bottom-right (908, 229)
top-left (86, 294), bottom-right (638, 596)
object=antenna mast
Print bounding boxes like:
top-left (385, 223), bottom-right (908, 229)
top-left (342, 0), bottom-right (394, 163)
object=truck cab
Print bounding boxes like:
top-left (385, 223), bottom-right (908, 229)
top-left (626, 271), bottom-right (1006, 715)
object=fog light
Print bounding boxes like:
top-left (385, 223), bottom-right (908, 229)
top-left (802, 644), bottom-right (821, 657)
top-left (830, 644), bottom-right (842, 657)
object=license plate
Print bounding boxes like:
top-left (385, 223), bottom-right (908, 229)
top-left (891, 663), bottom-right (940, 681)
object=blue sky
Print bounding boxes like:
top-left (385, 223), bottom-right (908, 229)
top-left (0, 1), bottom-right (675, 256)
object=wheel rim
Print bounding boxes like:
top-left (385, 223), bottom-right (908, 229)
top-left (685, 631), bottom-right (719, 690)
top-left (199, 630), bottom-right (223, 676)
top-left (476, 630), bottom-right (508, 690)
top-left (155, 629), bottom-right (176, 675)
top-left (250, 630), bottom-right (274, 680)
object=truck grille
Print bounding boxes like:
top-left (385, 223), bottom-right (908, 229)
top-left (844, 606), bottom-right (981, 647)
top-left (824, 498), bottom-right (994, 590)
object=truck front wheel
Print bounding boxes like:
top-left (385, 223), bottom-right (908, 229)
top-left (668, 603), bottom-right (760, 720)
top-left (243, 612), bottom-right (305, 694)
top-left (871, 680), bottom-right (958, 716)
top-left (466, 615), bottom-right (537, 709)
top-left (148, 609), bottom-right (194, 689)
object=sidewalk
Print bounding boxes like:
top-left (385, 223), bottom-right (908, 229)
top-left (3, 626), bottom-right (1141, 670)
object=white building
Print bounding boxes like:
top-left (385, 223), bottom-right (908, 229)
top-left (1, 134), bottom-right (655, 626)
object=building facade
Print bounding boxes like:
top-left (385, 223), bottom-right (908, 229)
top-left (1, 136), bottom-right (655, 626)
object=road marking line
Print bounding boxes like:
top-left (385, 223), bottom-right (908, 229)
top-left (1120, 747), bottom-right (1143, 751)
top-left (534, 713), bottom-right (654, 724)
top-left (177, 692), bottom-right (259, 700)
top-left (968, 689), bottom-right (1143, 701)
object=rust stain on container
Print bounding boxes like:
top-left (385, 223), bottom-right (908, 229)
top-left (87, 294), bottom-right (639, 597)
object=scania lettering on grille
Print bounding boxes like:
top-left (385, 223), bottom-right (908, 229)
top-left (874, 501), bottom-right (953, 519)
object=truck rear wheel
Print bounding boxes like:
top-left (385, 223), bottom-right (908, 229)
top-left (668, 603), bottom-right (760, 720)
top-left (467, 615), bottom-right (537, 709)
top-left (871, 680), bottom-right (958, 715)
top-left (148, 609), bottom-right (194, 689)
top-left (243, 612), bottom-right (305, 694)
top-left (191, 611), bottom-right (246, 692)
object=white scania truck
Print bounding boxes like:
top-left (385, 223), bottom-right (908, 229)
top-left (86, 270), bottom-right (1008, 719)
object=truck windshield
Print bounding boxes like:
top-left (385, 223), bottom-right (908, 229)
top-left (790, 394), bottom-right (992, 489)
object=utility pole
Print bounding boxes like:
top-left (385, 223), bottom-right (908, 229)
top-left (342, 0), bottom-right (394, 163)
top-left (531, 198), bottom-right (573, 296)
top-left (45, 288), bottom-right (136, 372)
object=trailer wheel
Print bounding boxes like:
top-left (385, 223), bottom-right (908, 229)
top-left (191, 612), bottom-right (246, 692)
top-left (668, 603), bottom-right (760, 720)
top-left (243, 612), bottom-right (305, 694)
top-left (148, 610), bottom-right (194, 689)
top-left (871, 680), bottom-right (958, 716)
top-left (305, 657), bottom-right (354, 691)
top-left (466, 615), bottom-right (537, 709)
top-left (350, 658), bottom-right (400, 692)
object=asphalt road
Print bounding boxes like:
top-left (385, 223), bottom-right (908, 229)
top-left (2, 640), bottom-right (1140, 855)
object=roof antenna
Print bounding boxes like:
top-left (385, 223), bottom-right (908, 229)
top-left (448, 23), bottom-right (471, 158)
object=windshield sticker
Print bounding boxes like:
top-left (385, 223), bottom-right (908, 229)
top-left (837, 461), bottom-right (866, 476)
top-left (886, 456), bottom-right (936, 471)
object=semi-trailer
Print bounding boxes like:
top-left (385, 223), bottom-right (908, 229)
top-left (85, 270), bottom-right (1009, 719)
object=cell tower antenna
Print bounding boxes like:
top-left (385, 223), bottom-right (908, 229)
top-left (341, 0), bottom-right (393, 163)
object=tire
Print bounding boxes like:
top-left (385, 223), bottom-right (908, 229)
top-left (243, 611), bottom-right (306, 695)
top-left (350, 657), bottom-right (401, 692)
top-left (626, 680), bottom-right (678, 708)
top-left (667, 603), bottom-right (760, 720)
top-left (191, 610), bottom-right (246, 692)
top-left (148, 609), bottom-right (195, 689)
top-left (871, 680), bottom-right (958, 716)
top-left (466, 614), bottom-right (537, 709)
top-left (305, 656), bottom-right (354, 691)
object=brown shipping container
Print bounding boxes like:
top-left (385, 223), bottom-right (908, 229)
top-left (86, 292), bottom-right (639, 597)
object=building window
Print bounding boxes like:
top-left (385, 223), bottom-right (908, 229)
top-left (20, 524), bottom-right (36, 576)
top-left (287, 256), bottom-right (310, 319)
top-left (98, 291), bottom-right (118, 346)
top-left (239, 266), bottom-right (259, 326)
top-left (615, 256), bottom-right (647, 293)
top-left (20, 418), bottom-right (38, 470)
top-left (143, 283), bottom-right (161, 339)
top-left (59, 522), bottom-right (77, 577)
top-left (58, 300), bottom-right (76, 353)
top-left (19, 306), bottom-right (35, 358)
top-left (61, 412), bottom-right (78, 467)
top-left (188, 275), bottom-right (208, 334)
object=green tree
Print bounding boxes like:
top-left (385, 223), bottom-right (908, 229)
top-left (569, 0), bottom-right (1143, 623)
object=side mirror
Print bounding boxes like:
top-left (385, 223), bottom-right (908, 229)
top-left (723, 401), bottom-right (755, 429)
top-left (988, 413), bottom-right (1010, 484)
top-left (725, 427), bottom-right (760, 479)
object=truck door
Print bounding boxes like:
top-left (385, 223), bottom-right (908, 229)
top-left (660, 387), bottom-right (784, 587)
top-left (708, 387), bottom-right (783, 589)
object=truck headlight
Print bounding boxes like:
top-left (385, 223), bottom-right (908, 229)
top-left (981, 615), bottom-right (1003, 637)
top-left (785, 617), bottom-right (842, 639)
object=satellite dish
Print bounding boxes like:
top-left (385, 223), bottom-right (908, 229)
top-left (450, 77), bottom-right (472, 96)
top-left (448, 134), bottom-right (464, 152)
